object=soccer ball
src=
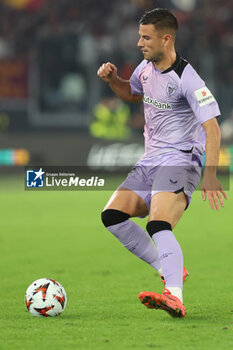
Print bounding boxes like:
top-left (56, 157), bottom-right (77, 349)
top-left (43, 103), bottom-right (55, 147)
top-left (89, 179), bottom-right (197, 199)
top-left (25, 278), bottom-right (67, 317)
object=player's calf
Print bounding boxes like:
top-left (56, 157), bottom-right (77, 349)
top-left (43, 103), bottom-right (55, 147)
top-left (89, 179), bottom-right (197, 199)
top-left (101, 209), bottom-right (162, 272)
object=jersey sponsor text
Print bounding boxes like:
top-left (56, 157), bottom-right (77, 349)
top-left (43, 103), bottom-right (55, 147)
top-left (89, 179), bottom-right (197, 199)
top-left (144, 95), bottom-right (172, 110)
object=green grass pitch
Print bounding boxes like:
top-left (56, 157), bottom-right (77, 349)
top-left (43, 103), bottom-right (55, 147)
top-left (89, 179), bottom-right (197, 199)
top-left (0, 176), bottom-right (232, 350)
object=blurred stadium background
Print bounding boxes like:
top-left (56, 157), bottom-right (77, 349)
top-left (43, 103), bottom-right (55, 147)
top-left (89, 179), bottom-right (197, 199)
top-left (0, 0), bottom-right (232, 175)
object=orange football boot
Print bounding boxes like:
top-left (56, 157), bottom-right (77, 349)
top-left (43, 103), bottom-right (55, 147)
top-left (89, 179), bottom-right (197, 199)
top-left (138, 288), bottom-right (186, 318)
top-left (160, 267), bottom-right (189, 285)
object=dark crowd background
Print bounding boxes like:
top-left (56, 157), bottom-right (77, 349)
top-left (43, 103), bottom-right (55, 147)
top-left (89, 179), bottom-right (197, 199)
top-left (0, 0), bottom-right (232, 145)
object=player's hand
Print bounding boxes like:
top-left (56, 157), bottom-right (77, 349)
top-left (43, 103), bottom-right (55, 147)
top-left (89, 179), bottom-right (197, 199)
top-left (201, 176), bottom-right (227, 210)
top-left (97, 62), bottom-right (117, 83)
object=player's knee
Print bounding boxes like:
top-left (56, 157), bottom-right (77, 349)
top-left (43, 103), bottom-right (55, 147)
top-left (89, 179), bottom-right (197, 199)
top-left (101, 209), bottom-right (130, 227)
top-left (146, 220), bottom-right (172, 237)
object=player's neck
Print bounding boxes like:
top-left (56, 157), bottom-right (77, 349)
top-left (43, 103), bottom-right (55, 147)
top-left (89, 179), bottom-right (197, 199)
top-left (153, 50), bottom-right (177, 72)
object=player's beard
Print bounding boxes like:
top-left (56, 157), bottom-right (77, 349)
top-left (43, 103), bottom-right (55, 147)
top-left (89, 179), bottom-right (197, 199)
top-left (148, 51), bottom-right (164, 64)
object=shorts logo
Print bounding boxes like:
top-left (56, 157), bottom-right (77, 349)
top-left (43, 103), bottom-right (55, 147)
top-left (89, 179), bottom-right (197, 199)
top-left (166, 82), bottom-right (177, 97)
top-left (142, 75), bottom-right (149, 84)
top-left (170, 179), bottom-right (178, 184)
top-left (26, 168), bottom-right (45, 188)
top-left (194, 87), bottom-right (215, 106)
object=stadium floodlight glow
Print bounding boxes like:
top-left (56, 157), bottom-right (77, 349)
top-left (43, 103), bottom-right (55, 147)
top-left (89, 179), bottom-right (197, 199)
top-left (171, 0), bottom-right (196, 11)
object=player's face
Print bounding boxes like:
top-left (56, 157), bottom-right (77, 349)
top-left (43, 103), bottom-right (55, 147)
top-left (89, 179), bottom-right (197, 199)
top-left (137, 24), bottom-right (168, 62)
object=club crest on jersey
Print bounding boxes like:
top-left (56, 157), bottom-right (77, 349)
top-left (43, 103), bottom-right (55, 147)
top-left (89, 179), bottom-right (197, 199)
top-left (166, 83), bottom-right (177, 97)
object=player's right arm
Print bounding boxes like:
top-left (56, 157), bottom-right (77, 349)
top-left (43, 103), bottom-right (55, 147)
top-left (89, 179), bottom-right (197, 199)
top-left (97, 62), bottom-right (143, 103)
top-left (181, 64), bottom-right (227, 210)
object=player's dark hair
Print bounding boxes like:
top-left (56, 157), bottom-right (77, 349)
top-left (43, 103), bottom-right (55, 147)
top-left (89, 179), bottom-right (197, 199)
top-left (139, 8), bottom-right (178, 37)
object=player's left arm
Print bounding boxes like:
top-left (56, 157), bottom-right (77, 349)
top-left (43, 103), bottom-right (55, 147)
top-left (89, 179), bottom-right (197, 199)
top-left (201, 117), bottom-right (227, 210)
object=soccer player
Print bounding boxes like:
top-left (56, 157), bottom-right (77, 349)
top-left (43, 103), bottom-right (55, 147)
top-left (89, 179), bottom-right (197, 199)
top-left (97, 8), bottom-right (227, 318)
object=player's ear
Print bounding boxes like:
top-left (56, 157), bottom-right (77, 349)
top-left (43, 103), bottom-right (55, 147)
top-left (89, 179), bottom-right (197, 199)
top-left (163, 33), bottom-right (172, 46)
